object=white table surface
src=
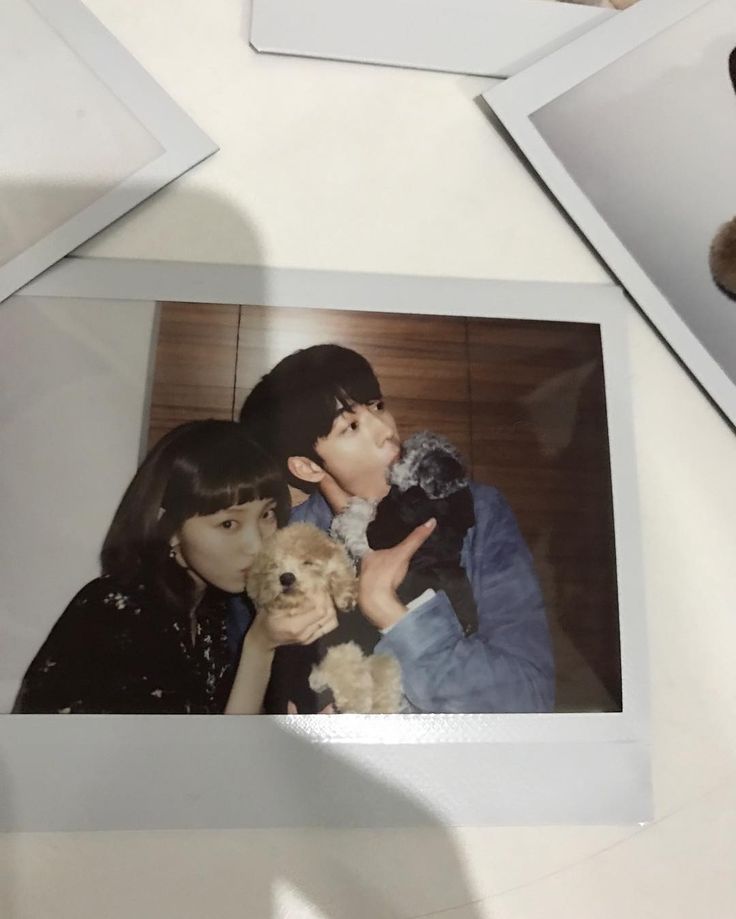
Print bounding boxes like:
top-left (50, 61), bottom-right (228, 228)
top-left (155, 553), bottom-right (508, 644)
top-left (3, 1), bottom-right (735, 917)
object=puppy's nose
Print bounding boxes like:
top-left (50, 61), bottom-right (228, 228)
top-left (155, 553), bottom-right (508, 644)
top-left (279, 572), bottom-right (296, 589)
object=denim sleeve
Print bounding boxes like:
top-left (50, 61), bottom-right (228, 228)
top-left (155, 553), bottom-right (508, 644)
top-left (374, 487), bottom-right (555, 713)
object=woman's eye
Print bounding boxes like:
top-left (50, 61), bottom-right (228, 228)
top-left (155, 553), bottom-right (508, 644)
top-left (220, 519), bottom-right (237, 530)
top-left (262, 507), bottom-right (276, 521)
top-left (372, 400), bottom-right (385, 412)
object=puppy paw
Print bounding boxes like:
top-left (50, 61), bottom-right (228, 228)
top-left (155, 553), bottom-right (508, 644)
top-left (332, 579), bottom-right (359, 613)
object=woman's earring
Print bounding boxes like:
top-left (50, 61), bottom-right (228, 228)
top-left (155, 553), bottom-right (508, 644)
top-left (169, 546), bottom-right (178, 560)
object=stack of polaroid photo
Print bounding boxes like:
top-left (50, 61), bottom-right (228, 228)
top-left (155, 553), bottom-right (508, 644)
top-left (2, 0), bottom-right (733, 831)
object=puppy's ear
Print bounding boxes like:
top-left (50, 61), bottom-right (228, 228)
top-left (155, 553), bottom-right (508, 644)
top-left (287, 455), bottom-right (325, 486)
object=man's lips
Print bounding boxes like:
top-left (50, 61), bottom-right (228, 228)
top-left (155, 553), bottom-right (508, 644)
top-left (385, 444), bottom-right (400, 466)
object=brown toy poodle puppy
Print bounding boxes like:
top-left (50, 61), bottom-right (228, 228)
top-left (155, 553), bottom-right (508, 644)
top-left (246, 522), bottom-right (358, 618)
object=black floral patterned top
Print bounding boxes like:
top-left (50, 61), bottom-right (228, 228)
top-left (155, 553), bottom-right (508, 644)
top-left (13, 575), bottom-right (235, 714)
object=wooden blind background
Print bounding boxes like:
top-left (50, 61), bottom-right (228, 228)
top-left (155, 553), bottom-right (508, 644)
top-left (147, 302), bottom-right (621, 712)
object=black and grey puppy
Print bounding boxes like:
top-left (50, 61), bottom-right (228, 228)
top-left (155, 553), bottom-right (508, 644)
top-left (330, 431), bottom-right (478, 636)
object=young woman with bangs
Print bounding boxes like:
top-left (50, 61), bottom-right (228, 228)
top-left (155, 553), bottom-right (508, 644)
top-left (13, 420), bottom-right (337, 715)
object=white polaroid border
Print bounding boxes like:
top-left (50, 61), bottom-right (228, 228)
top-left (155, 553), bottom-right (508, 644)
top-left (249, 0), bottom-right (616, 78)
top-left (2, 260), bottom-right (651, 829)
top-left (0, 0), bottom-right (217, 304)
top-left (482, 0), bottom-right (736, 428)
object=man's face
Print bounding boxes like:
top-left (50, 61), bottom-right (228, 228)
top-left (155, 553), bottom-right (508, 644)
top-left (314, 398), bottom-right (401, 501)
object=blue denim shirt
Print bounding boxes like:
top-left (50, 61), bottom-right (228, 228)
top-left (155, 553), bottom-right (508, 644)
top-left (291, 483), bottom-right (555, 714)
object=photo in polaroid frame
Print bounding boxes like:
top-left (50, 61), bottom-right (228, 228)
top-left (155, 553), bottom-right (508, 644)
top-left (484, 0), bottom-right (736, 426)
top-left (0, 0), bottom-right (216, 303)
top-left (3, 303), bottom-right (622, 718)
top-left (142, 302), bottom-right (622, 717)
top-left (0, 268), bottom-right (650, 827)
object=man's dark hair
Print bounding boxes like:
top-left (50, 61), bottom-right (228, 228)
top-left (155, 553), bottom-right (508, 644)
top-left (239, 344), bottom-right (382, 489)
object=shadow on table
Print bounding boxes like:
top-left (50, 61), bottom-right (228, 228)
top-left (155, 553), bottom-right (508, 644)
top-left (1, 184), bottom-right (482, 919)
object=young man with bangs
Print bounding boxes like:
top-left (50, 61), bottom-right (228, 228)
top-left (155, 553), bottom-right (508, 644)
top-left (240, 344), bottom-right (555, 714)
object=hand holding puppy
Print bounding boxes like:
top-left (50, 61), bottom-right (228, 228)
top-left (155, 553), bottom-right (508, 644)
top-left (248, 590), bottom-right (339, 650)
top-left (246, 522), bottom-right (357, 646)
top-left (358, 518), bottom-right (437, 630)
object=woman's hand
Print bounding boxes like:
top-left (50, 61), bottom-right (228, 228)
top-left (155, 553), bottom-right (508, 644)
top-left (249, 591), bottom-right (339, 649)
top-left (224, 595), bottom-right (339, 714)
top-left (358, 518), bottom-right (437, 630)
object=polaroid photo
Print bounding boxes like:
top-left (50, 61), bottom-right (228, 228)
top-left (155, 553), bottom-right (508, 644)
top-left (0, 0), bottom-right (217, 304)
top-left (249, 0), bottom-right (632, 79)
top-left (483, 0), bottom-right (736, 427)
top-left (1, 263), bottom-right (650, 828)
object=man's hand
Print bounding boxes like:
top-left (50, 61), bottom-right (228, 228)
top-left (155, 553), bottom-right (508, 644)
top-left (248, 591), bottom-right (339, 650)
top-left (358, 518), bottom-right (437, 630)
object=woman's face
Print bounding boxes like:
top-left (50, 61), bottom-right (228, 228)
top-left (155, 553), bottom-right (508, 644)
top-left (171, 498), bottom-right (278, 594)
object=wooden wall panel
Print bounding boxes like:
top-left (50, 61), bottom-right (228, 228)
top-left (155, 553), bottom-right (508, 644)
top-left (468, 318), bottom-right (620, 709)
top-left (146, 303), bottom-right (240, 450)
top-left (234, 304), bottom-right (472, 458)
top-left (468, 320), bottom-right (606, 521)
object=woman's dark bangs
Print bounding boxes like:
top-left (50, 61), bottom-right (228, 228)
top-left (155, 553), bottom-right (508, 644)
top-left (173, 447), bottom-right (286, 520)
top-left (232, 469), bottom-right (289, 525)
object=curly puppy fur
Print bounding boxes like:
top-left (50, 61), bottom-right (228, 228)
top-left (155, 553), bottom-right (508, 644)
top-left (329, 432), bottom-right (469, 561)
top-left (246, 522), bottom-right (358, 617)
top-left (329, 430), bottom-right (478, 636)
top-left (710, 216), bottom-right (736, 299)
top-left (389, 431), bottom-right (466, 499)
top-left (329, 496), bottom-right (377, 561)
top-left (308, 641), bottom-right (403, 714)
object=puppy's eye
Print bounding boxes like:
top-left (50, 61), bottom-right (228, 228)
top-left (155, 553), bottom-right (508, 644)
top-left (303, 560), bottom-right (314, 567)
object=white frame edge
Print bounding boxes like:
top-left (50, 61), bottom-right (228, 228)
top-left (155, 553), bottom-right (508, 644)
top-left (249, 0), bottom-right (617, 78)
